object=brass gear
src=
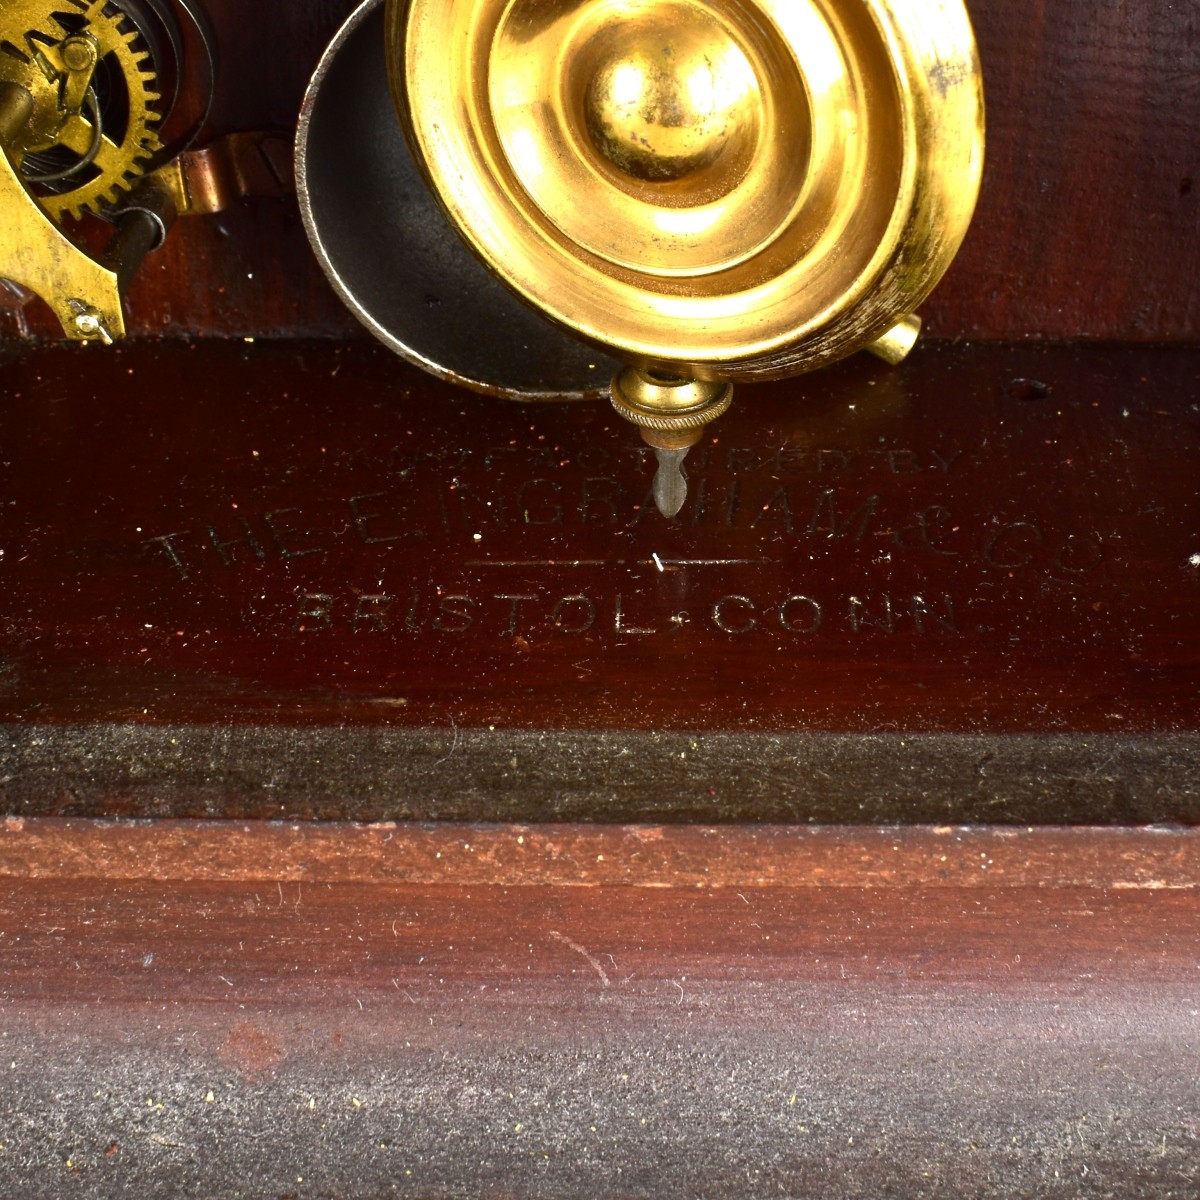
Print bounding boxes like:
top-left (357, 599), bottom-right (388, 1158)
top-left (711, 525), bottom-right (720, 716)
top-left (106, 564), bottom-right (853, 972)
top-left (0, 0), bottom-right (162, 221)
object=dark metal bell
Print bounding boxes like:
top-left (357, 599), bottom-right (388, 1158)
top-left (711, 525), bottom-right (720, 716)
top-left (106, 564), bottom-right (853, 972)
top-left (296, 0), bottom-right (621, 402)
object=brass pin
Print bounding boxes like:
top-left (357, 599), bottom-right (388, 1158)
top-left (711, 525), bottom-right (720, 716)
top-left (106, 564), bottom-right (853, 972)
top-left (610, 368), bottom-right (733, 518)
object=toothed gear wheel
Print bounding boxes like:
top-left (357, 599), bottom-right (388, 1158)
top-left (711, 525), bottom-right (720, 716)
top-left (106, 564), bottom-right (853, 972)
top-left (0, 0), bottom-right (162, 221)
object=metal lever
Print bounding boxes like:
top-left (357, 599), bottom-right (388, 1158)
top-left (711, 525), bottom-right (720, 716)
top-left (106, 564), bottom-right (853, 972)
top-left (0, 81), bottom-right (126, 343)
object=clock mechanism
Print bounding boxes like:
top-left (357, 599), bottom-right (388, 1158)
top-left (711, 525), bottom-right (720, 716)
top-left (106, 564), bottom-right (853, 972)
top-left (0, 0), bottom-right (215, 342)
top-left (1, 0), bottom-right (164, 222)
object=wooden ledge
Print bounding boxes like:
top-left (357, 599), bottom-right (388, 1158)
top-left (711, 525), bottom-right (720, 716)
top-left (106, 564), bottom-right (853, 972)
top-left (2, 818), bottom-right (1198, 889)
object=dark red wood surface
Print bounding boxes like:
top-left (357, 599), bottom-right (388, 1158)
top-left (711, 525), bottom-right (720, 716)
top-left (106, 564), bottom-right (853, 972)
top-left (0, 821), bottom-right (1197, 1198)
top-left (0, 340), bottom-right (1196, 734)
top-left (4, 0), bottom-right (1198, 343)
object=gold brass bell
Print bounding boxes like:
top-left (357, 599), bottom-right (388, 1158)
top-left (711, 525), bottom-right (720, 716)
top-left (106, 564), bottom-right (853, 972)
top-left (386, 0), bottom-right (984, 513)
top-left (301, 0), bottom-right (984, 515)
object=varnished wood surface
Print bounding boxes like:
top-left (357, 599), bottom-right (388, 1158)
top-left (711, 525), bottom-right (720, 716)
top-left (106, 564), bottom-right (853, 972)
top-left (946, 0), bottom-right (1200, 341)
top-left (6, 0), bottom-right (1196, 343)
top-left (1, 340), bottom-right (1196, 734)
top-left (0, 820), bottom-right (1197, 1197)
top-left (5, 819), bottom-right (1198, 888)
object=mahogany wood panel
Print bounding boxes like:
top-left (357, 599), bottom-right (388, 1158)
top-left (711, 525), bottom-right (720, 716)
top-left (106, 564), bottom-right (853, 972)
top-left (4, 0), bottom-right (1197, 342)
top-left (0, 820), bottom-right (1197, 1198)
top-left (2, 338), bottom-right (1196, 820)
top-left (4, 818), bottom-right (1199, 888)
top-left (1, 340), bottom-right (1197, 732)
top-left (942, 0), bottom-right (1200, 341)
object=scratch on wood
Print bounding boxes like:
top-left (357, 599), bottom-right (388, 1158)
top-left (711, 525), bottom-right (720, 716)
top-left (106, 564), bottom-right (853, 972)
top-left (549, 930), bottom-right (610, 986)
top-left (433, 717), bottom-right (461, 767)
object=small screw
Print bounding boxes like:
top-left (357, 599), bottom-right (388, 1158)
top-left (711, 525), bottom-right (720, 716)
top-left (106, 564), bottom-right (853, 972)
top-left (61, 38), bottom-right (97, 73)
top-left (69, 303), bottom-right (114, 345)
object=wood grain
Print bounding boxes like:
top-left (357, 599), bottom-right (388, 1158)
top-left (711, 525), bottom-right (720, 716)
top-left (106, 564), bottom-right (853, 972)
top-left (0, 819), bottom-right (1196, 1197)
top-left (3, 819), bottom-right (1199, 888)
top-left (935, 0), bottom-right (1200, 341)
top-left (1, 341), bottom-right (1196, 739)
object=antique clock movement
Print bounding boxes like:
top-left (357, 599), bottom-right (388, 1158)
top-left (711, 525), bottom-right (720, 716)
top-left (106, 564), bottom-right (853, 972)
top-left (299, 0), bottom-right (984, 513)
top-left (0, 0), bottom-right (215, 342)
